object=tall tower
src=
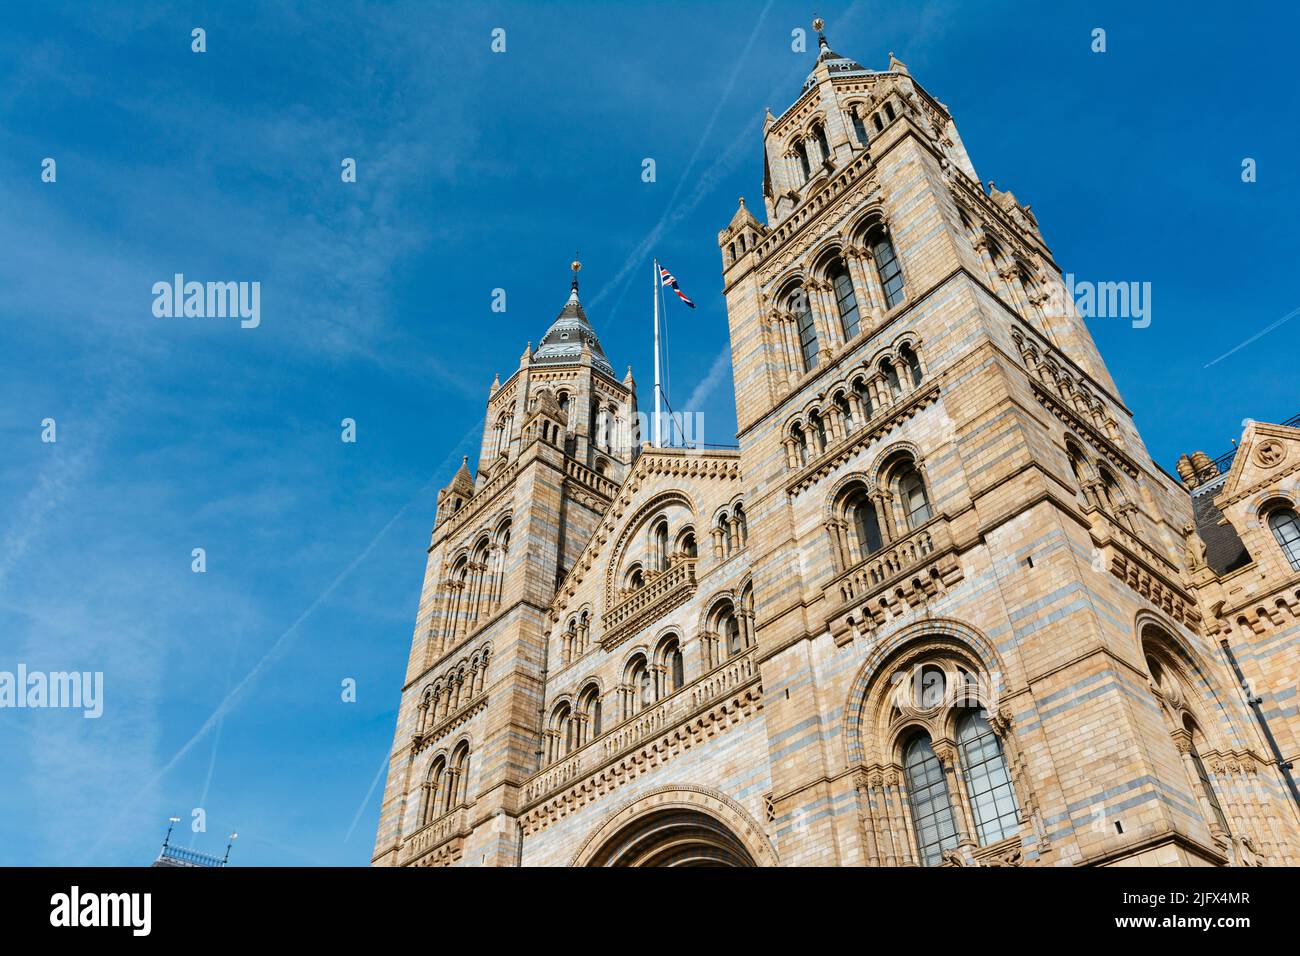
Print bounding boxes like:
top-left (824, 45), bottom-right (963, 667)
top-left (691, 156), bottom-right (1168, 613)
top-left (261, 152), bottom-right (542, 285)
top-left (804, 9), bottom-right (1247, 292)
top-left (372, 261), bottom-right (639, 866)
top-left (717, 21), bottom-right (1298, 866)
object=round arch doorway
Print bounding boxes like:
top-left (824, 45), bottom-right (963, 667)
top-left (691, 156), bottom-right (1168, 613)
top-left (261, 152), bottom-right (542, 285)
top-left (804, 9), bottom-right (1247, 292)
top-left (571, 787), bottom-right (778, 868)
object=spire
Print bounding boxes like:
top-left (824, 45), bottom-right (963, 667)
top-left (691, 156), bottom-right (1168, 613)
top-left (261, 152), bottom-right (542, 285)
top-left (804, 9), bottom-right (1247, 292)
top-left (798, 15), bottom-right (871, 96)
top-left (532, 255), bottom-right (614, 376)
top-left (449, 456), bottom-right (475, 496)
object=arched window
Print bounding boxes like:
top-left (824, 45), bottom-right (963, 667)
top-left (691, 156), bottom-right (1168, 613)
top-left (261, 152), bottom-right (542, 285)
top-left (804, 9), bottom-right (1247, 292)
top-left (873, 113), bottom-right (884, 132)
top-left (809, 411), bottom-right (828, 453)
top-left (900, 345), bottom-right (923, 387)
top-left (872, 234), bottom-right (905, 308)
top-left (659, 636), bottom-right (685, 695)
top-left (732, 503), bottom-right (748, 548)
top-left (625, 563), bottom-right (645, 591)
top-left (850, 109), bottom-right (869, 146)
top-left (448, 743), bottom-right (471, 810)
top-left (812, 123), bottom-right (831, 164)
top-left (795, 141), bottom-right (811, 181)
top-left (623, 655), bottom-right (651, 718)
top-left (676, 526), bottom-right (698, 559)
top-left (792, 288), bottom-right (819, 371)
top-left (853, 377), bottom-right (873, 421)
top-left (896, 463), bottom-right (932, 529)
top-left (579, 685), bottom-right (602, 741)
top-left (792, 424), bottom-right (809, 466)
top-left (956, 709), bottom-right (1021, 845)
top-left (564, 619), bottom-right (578, 664)
top-left (903, 733), bottom-right (959, 866)
top-left (1098, 467), bottom-right (1124, 512)
top-left (724, 607), bottom-right (743, 657)
top-left (1184, 717), bottom-right (1230, 835)
top-left (1268, 507), bottom-right (1300, 571)
top-left (884, 101), bottom-right (896, 121)
top-left (829, 258), bottom-right (861, 340)
top-left (424, 757), bottom-right (446, 823)
top-left (653, 519), bottom-right (670, 572)
top-left (848, 489), bottom-right (883, 557)
top-left (880, 358), bottom-right (902, 399)
top-left (834, 392), bottom-right (854, 432)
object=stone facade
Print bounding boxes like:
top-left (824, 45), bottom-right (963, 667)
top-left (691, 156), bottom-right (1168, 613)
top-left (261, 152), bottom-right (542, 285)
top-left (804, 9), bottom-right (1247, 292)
top-left (371, 31), bottom-right (1300, 867)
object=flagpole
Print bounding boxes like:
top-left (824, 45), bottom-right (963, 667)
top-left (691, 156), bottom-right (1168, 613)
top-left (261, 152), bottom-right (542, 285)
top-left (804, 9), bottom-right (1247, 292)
top-left (653, 257), bottom-right (662, 448)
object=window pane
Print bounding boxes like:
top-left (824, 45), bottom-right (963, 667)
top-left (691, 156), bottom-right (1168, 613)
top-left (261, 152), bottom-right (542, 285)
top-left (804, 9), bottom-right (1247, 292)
top-left (853, 498), bottom-right (882, 556)
top-left (851, 112), bottom-right (869, 146)
top-left (904, 734), bottom-right (960, 866)
top-left (832, 266), bottom-right (860, 340)
top-left (795, 296), bottom-right (819, 370)
top-left (898, 469), bottom-right (931, 527)
top-left (957, 709), bottom-right (1021, 845)
top-left (1270, 510), bottom-right (1300, 571)
top-left (874, 237), bottom-right (905, 308)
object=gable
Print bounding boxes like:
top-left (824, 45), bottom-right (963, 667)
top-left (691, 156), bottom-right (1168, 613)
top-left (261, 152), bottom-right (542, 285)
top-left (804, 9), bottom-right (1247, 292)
top-left (1214, 419), bottom-right (1300, 509)
top-left (549, 449), bottom-right (742, 623)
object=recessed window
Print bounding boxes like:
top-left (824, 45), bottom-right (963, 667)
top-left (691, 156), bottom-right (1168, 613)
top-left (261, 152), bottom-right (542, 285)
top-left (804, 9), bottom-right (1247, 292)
top-left (1268, 507), bottom-right (1300, 571)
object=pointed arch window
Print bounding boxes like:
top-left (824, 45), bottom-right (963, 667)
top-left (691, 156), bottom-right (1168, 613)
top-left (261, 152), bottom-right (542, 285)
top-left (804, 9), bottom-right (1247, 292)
top-left (1268, 507), bottom-right (1300, 571)
top-left (903, 733), bottom-right (960, 866)
top-left (830, 259), bottom-right (861, 340)
top-left (956, 709), bottom-right (1021, 845)
top-left (793, 289), bottom-right (819, 371)
top-left (872, 235), bottom-right (905, 308)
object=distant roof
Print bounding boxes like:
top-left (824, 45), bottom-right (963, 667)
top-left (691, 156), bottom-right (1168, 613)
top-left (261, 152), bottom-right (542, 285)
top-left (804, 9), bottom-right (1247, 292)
top-left (532, 280), bottom-right (614, 377)
top-left (1189, 474), bottom-right (1252, 575)
top-left (801, 32), bottom-right (872, 94)
top-left (152, 843), bottom-right (226, 868)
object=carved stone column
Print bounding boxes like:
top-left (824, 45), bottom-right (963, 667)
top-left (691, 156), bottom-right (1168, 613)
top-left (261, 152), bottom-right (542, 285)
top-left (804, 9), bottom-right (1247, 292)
top-left (935, 743), bottom-right (977, 849)
top-left (854, 771), bottom-right (882, 867)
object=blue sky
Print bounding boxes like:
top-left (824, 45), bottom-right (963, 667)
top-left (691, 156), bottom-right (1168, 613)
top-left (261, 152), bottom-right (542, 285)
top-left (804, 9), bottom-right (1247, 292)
top-left (0, 1), bottom-right (1295, 866)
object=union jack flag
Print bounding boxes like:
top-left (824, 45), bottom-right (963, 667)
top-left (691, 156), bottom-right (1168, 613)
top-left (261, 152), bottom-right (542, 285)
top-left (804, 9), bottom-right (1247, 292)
top-left (659, 264), bottom-right (696, 309)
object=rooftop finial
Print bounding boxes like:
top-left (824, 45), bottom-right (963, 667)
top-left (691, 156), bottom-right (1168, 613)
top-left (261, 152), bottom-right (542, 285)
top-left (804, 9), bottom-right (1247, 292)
top-left (571, 251), bottom-right (582, 292)
top-left (812, 15), bottom-right (827, 48)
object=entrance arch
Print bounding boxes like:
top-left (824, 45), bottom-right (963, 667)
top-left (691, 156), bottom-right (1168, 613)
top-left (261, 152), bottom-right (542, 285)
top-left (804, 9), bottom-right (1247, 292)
top-left (570, 786), bottom-right (778, 867)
